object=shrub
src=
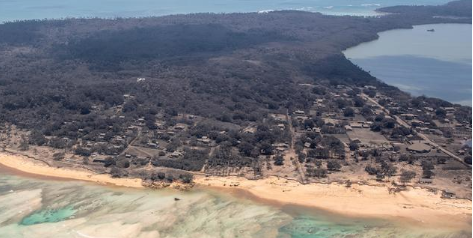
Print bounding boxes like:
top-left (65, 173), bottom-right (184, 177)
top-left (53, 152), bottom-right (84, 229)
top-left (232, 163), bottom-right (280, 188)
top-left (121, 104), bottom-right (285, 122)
top-left (274, 155), bottom-right (284, 166)
top-left (327, 160), bottom-right (341, 171)
top-left (180, 173), bottom-right (194, 183)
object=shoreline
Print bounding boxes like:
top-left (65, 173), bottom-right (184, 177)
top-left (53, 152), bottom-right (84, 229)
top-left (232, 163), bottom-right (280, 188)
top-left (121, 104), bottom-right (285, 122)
top-left (194, 175), bottom-right (472, 230)
top-left (0, 152), bottom-right (143, 188)
top-left (0, 152), bottom-right (471, 230)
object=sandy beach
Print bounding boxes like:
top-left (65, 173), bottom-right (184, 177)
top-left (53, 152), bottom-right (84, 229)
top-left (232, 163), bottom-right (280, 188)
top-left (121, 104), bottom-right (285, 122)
top-left (194, 175), bottom-right (472, 229)
top-left (0, 152), bottom-right (143, 188)
top-left (0, 152), bottom-right (471, 229)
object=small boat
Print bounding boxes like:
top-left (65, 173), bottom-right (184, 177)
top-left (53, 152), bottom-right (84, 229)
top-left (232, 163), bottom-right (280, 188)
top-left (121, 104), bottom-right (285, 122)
top-left (427, 29), bottom-right (435, 32)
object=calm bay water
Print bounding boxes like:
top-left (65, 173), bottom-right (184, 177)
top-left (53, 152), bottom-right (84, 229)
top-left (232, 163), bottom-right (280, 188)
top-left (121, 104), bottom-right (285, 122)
top-left (0, 0), bottom-right (452, 23)
top-left (344, 24), bottom-right (472, 106)
top-left (0, 170), bottom-right (470, 238)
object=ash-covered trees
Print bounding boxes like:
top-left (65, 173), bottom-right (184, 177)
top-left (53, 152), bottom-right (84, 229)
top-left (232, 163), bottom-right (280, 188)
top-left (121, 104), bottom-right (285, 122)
top-left (464, 155), bottom-right (472, 165)
top-left (400, 170), bottom-right (416, 184)
top-left (179, 173), bottom-right (194, 183)
top-left (349, 141), bottom-right (359, 151)
top-left (53, 152), bottom-right (65, 161)
top-left (343, 107), bottom-right (355, 117)
top-left (110, 167), bottom-right (128, 178)
top-left (365, 165), bottom-right (378, 175)
top-left (327, 160), bottom-right (341, 171)
top-left (29, 130), bottom-right (48, 146)
top-left (274, 154), bottom-right (284, 166)
top-left (421, 161), bottom-right (435, 179)
top-left (19, 135), bottom-right (29, 151)
top-left (381, 161), bottom-right (397, 177)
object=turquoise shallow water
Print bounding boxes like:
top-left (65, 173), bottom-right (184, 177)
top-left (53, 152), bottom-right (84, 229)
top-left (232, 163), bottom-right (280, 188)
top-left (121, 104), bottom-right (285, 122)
top-left (344, 23), bottom-right (472, 106)
top-left (0, 169), bottom-right (470, 238)
top-left (0, 0), bottom-right (451, 22)
top-left (20, 205), bottom-right (77, 225)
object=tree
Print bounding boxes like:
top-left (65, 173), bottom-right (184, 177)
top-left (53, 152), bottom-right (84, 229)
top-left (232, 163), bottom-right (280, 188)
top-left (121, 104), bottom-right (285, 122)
top-left (116, 158), bottom-right (130, 168)
top-left (166, 140), bottom-right (180, 152)
top-left (343, 107), bottom-right (355, 117)
top-left (259, 142), bottom-right (273, 155)
top-left (400, 170), bottom-right (416, 184)
top-left (29, 130), bottom-right (47, 146)
top-left (180, 173), bottom-right (194, 183)
top-left (312, 86), bottom-right (326, 95)
top-left (19, 135), bottom-right (29, 151)
top-left (166, 174), bottom-right (175, 183)
top-left (374, 114), bottom-right (385, 122)
top-left (349, 141), bottom-right (359, 151)
top-left (146, 119), bottom-right (157, 130)
top-left (376, 173), bottom-right (385, 181)
top-left (381, 161), bottom-right (397, 177)
top-left (274, 154), bottom-right (284, 166)
top-left (382, 118), bottom-right (395, 129)
top-left (370, 122), bottom-right (382, 132)
top-left (49, 137), bottom-right (67, 149)
top-left (111, 167), bottom-right (128, 178)
top-left (336, 99), bottom-right (347, 109)
top-left (327, 160), bottom-right (341, 171)
top-left (353, 97), bottom-right (364, 107)
top-left (313, 168), bottom-right (327, 178)
top-left (364, 89), bottom-right (376, 98)
top-left (297, 152), bottom-right (306, 163)
top-left (238, 142), bottom-right (254, 157)
top-left (75, 146), bottom-right (91, 156)
top-left (422, 169), bottom-right (434, 179)
top-left (365, 165), bottom-right (378, 175)
top-left (421, 160), bottom-right (434, 171)
top-left (122, 100), bottom-right (137, 112)
top-left (437, 157), bottom-right (447, 164)
top-left (53, 152), bottom-right (65, 161)
top-left (361, 106), bottom-right (372, 116)
top-left (103, 157), bottom-right (115, 167)
top-left (464, 155), bottom-right (472, 165)
top-left (435, 108), bottom-right (447, 118)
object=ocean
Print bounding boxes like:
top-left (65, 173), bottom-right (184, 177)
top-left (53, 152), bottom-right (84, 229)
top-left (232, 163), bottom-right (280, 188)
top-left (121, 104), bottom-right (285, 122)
top-left (0, 0), bottom-right (451, 23)
top-left (0, 169), bottom-right (469, 238)
top-left (344, 23), bottom-right (472, 106)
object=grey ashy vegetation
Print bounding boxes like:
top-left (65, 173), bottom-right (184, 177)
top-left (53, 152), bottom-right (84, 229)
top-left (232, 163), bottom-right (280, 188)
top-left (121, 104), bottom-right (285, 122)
top-left (0, 0), bottom-right (470, 185)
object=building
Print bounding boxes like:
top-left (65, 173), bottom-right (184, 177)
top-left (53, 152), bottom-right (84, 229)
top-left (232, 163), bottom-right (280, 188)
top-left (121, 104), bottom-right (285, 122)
top-left (407, 143), bottom-right (431, 153)
top-left (147, 142), bottom-right (159, 148)
top-left (349, 122), bottom-right (363, 128)
top-left (174, 124), bottom-right (187, 130)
